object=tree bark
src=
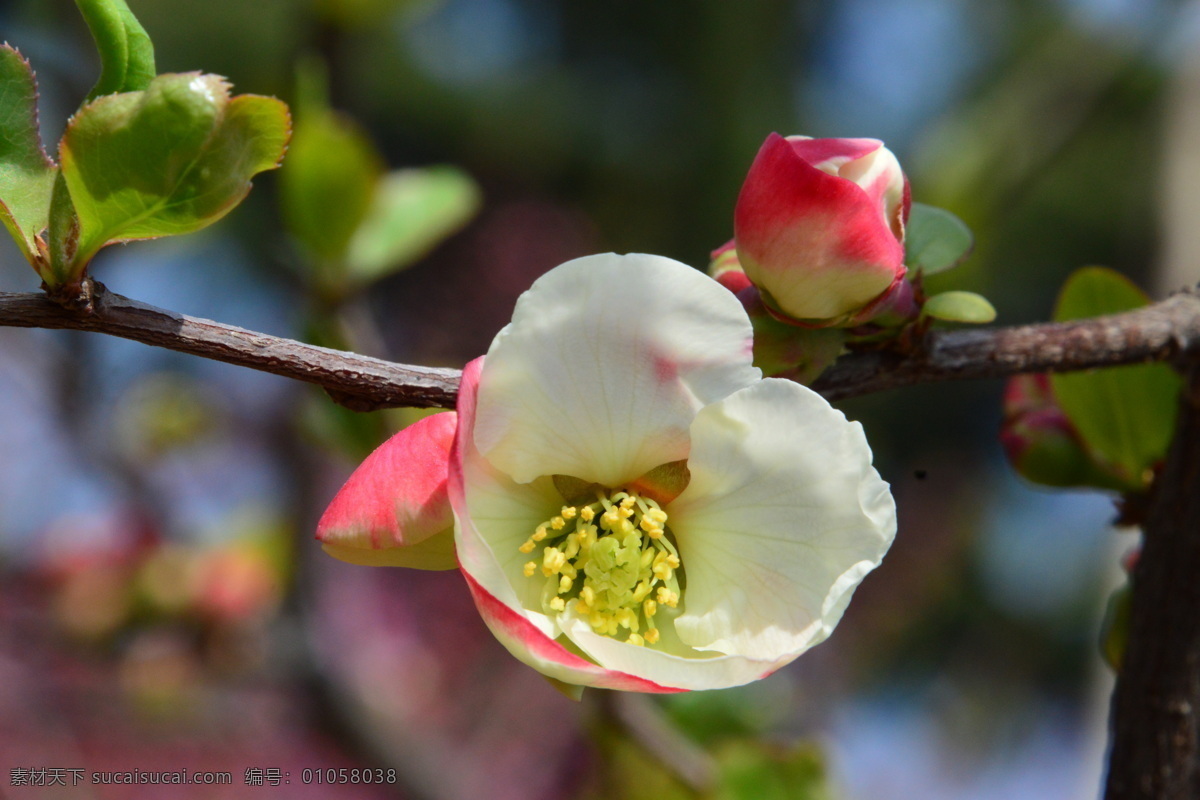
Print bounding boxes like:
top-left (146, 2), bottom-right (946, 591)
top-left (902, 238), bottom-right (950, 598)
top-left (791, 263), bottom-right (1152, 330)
top-left (1105, 361), bottom-right (1200, 799)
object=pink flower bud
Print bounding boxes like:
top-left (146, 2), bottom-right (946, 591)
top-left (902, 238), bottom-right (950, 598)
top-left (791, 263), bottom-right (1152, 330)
top-left (734, 133), bottom-right (909, 324)
top-left (999, 374), bottom-right (1129, 491)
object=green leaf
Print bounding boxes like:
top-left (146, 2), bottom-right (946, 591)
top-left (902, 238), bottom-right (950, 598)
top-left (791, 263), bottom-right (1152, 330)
top-left (60, 73), bottom-right (291, 270)
top-left (280, 109), bottom-right (383, 267)
top-left (750, 312), bottom-right (845, 384)
top-left (345, 166), bottom-right (480, 283)
top-left (0, 45), bottom-right (56, 264)
top-left (714, 740), bottom-right (832, 800)
top-left (75, 0), bottom-right (156, 101)
top-left (1101, 582), bottom-right (1132, 671)
top-left (922, 290), bottom-right (996, 323)
top-left (47, 172), bottom-right (81, 287)
top-left (1050, 267), bottom-right (1181, 486)
top-left (904, 202), bottom-right (973, 276)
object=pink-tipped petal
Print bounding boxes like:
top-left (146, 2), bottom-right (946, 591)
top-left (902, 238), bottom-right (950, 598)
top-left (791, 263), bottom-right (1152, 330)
top-left (786, 136), bottom-right (882, 171)
top-left (735, 133), bottom-right (906, 321)
top-left (462, 570), bottom-right (684, 693)
top-left (317, 412), bottom-right (458, 570)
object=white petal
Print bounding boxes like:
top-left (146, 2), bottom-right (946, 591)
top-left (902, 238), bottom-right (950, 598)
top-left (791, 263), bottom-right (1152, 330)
top-left (451, 361), bottom-right (565, 639)
top-left (668, 379), bottom-right (896, 661)
top-left (474, 253), bottom-right (760, 487)
top-left (558, 609), bottom-right (784, 691)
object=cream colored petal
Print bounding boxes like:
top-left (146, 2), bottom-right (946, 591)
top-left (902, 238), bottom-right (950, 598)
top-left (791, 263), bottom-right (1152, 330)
top-left (473, 253), bottom-right (759, 487)
top-left (668, 379), bottom-right (896, 661)
top-left (451, 360), bottom-right (565, 639)
top-left (557, 608), bottom-right (785, 691)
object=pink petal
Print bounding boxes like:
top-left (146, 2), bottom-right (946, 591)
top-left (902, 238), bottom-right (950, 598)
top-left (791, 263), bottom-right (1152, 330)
top-left (317, 412), bottom-right (457, 555)
top-left (785, 136), bottom-right (882, 170)
top-left (734, 133), bottom-right (905, 320)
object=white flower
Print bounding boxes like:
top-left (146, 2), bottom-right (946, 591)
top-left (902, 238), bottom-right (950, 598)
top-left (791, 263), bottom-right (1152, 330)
top-left (449, 252), bottom-right (895, 692)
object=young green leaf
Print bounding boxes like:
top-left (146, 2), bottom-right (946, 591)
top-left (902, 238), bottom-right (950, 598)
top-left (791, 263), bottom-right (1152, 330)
top-left (75, 0), bottom-right (156, 101)
top-left (47, 172), bottom-right (81, 288)
top-left (345, 166), bottom-right (480, 283)
top-left (904, 202), bottom-right (973, 276)
top-left (922, 290), bottom-right (996, 323)
top-left (1050, 266), bottom-right (1182, 487)
top-left (0, 45), bottom-right (56, 265)
top-left (59, 72), bottom-right (290, 271)
top-left (279, 109), bottom-right (383, 267)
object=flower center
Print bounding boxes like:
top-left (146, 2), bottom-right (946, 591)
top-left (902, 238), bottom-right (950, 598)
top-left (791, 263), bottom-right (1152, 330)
top-left (517, 488), bottom-right (682, 647)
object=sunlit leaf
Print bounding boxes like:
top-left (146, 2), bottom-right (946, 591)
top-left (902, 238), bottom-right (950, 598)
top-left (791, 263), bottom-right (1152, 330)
top-left (1051, 267), bottom-right (1181, 486)
top-left (345, 165), bottom-right (480, 282)
top-left (75, 0), bottom-right (156, 101)
top-left (0, 45), bottom-right (56, 264)
top-left (60, 72), bottom-right (290, 270)
top-left (922, 290), bottom-right (996, 323)
top-left (904, 202), bottom-right (973, 276)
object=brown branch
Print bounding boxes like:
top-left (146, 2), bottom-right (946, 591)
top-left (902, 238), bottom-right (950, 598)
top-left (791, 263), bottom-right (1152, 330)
top-left (0, 284), bottom-right (459, 410)
top-left (1, 286), bottom-right (1200, 410)
top-left (811, 289), bottom-right (1200, 399)
top-left (1104, 362), bottom-right (1200, 800)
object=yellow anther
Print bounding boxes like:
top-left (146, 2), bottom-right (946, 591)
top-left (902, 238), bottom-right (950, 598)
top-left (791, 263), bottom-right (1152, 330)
top-left (580, 506), bottom-right (596, 522)
top-left (523, 562), bottom-right (537, 577)
top-left (632, 581), bottom-right (652, 602)
top-left (602, 508), bottom-right (620, 528)
top-left (620, 496), bottom-right (636, 510)
top-left (617, 505), bottom-right (634, 520)
top-left (640, 550), bottom-right (655, 568)
top-left (533, 524), bottom-right (549, 541)
top-left (551, 516), bottom-right (566, 530)
top-left (558, 575), bottom-right (573, 593)
top-left (575, 599), bottom-right (590, 613)
top-left (643, 599), bottom-right (657, 617)
top-left (646, 508), bottom-right (668, 525)
top-left (562, 506), bottom-right (577, 519)
top-left (645, 527), bottom-right (663, 540)
top-left (518, 540), bottom-right (536, 553)
top-left (580, 586), bottom-right (596, 608)
top-left (543, 548), bottom-right (566, 576)
top-left (616, 608), bottom-right (638, 631)
top-left (589, 611), bottom-right (609, 630)
top-left (560, 563), bottom-right (577, 580)
top-left (644, 628), bottom-right (660, 644)
top-left (653, 562), bottom-right (673, 581)
top-left (549, 597), bottom-right (566, 611)
top-left (627, 633), bottom-right (645, 647)
top-left (656, 587), bottom-right (679, 607)
top-left (639, 516), bottom-right (660, 533)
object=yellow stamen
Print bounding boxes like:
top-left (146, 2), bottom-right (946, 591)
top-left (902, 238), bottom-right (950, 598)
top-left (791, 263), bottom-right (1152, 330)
top-left (519, 487), bottom-right (684, 648)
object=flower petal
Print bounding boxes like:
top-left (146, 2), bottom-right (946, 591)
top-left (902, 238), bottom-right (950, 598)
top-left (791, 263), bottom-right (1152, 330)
top-left (473, 253), bottom-right (760, 487)
top-left (668, 379), bottom-right (895, 661)
top-left (316, 412), bottom-right (458, 570)
top-left (463, 570), bottom-right (685, 693)
top-left (321, 532), bottom-right (455, 570)
top-left (451, 358), bottom-right (565, 635)
top-left (735, 133), bottom-right (904, 320)
top-left (557, 608), bottom-right (787, 691)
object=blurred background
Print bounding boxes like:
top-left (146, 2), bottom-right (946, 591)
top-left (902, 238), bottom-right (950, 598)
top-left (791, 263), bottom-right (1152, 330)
top-left (1, 0), bottom-right (1196, 796)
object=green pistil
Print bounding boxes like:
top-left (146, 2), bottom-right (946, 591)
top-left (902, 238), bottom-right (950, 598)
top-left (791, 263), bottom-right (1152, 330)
top-left (518, 488), bottom-right (681, 647)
